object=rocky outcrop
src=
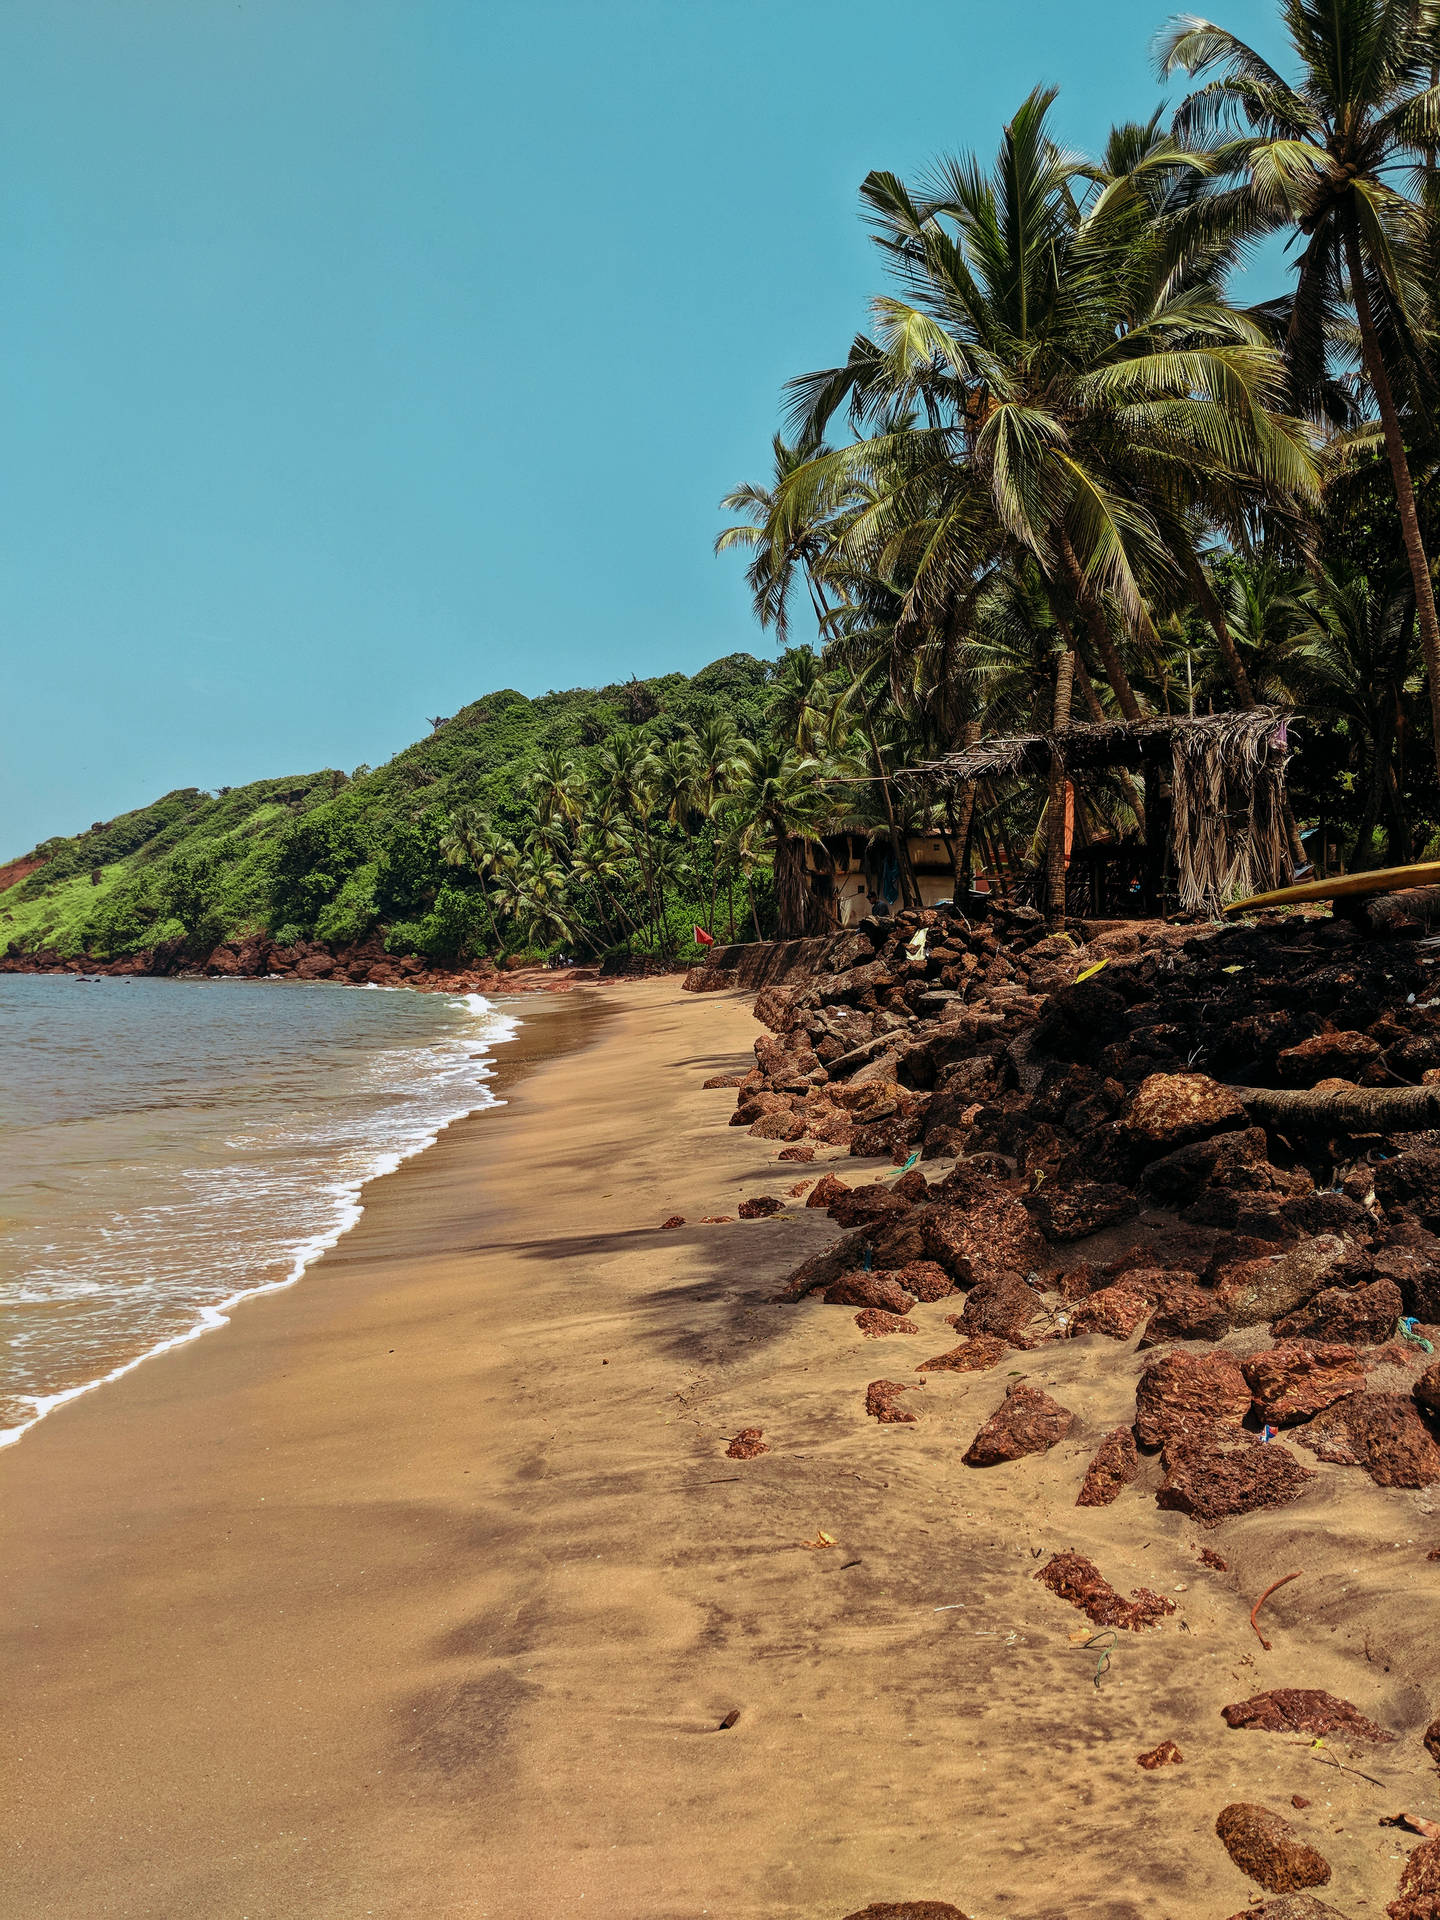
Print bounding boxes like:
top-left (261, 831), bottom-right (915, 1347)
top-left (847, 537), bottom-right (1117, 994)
top-left (1295, 1392), bottom-right (1440, 1487)
top-left (839, 1904), bottom-right (973, 1920)
top-left (1221, 1690), bottom-right (1394, 1743)
top-left (1389, 1836), bottom-right (1440, 1919)
top-left (1138, 1275), bottom-right (1232, 1347)
top-left (1274, 1278), bottom-right (1404, 1345)
top-left (1159, 1429), bottom-right (1315, 1524)
top-left (915, 1336), bottom-right (1008, 1373)
top-left (1215, 1803), bottom-right (1331, 1894)
top-left (956, 1270), bottom-right (1043, 1341)
top-left (1034, 1551), bottom-right (1174, 1629)
top-left (1218, 1237), bottom-right (1352, 1328)
top-left (854, 1309), bottom-right (918, 1338)
top-left (1242, 1342), bottom-right (1366, 1426)
top-left (1224, 1899), bottom-right (1351, 1920)
top-left (885, 1261), bottom-right (954, 1302)
top-left (1134, 1349), bottom-right (1251, 1449)
top-left (1066, 1283), bottom-right (1151, 1341)
top-left (1026, 1181), bottom-right (1139, 1243)
top-left (824, 1272), bottom-right (916, 1314)
top-left (865, 1379), bottom-right (923, 1424)
top-left (920, 1198), bottom-right (1045, 1285)
top-left (1121, 1072), bottom-right (1248, 1152)
top-left (1076, 1427), bottom-right (1141, 1506)
top-left (963, 1382), bottom-right (1073, 1466)
top-left (737, 1195), bottom-right (785, 1220)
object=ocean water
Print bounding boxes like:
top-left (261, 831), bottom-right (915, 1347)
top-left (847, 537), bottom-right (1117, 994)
top-left (0, 973), bottom-right (519, 1447)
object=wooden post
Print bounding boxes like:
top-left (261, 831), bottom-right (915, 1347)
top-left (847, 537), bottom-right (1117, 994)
top-left (951, 718), bottom-right (982, 903)
top-left (1045, 650), bottom-right (1076, 927)
top-left (1142, 751), bottom-right (1169, 915)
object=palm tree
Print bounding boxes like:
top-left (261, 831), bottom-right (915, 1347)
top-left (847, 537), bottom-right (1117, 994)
top-left (494, 837), bottom-right (586, 954)
top-left (715, 434), bottom-right (851, 640)
top-left (778, 87), bottom-right (1317, 726)
top-left (768, 647), bottom-right (843, 756)
top-left (592, 730), bottom-right (670, 950)
top-left (650, 735), bottom-right (701, 832)
top-left (1160, 0), bottom-right (1440, 776)
top-left (688, 715), bottom-right (742, 937)
top-left (439, 807), bottom-right (514, 951)
top-left (730, 739), bottom-right (834, 937)
top-left (1218, 555), bottom-right (1316, 701)
top-left (1288, 562), bottom-right (1420, 862)
top-left (526, 748), bottom-right (586, 841)
top-left (569, 828), bottom-right (640, 944)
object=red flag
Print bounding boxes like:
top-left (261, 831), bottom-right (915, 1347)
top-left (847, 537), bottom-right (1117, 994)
top-left (694, 926), bottom-right (715, 947)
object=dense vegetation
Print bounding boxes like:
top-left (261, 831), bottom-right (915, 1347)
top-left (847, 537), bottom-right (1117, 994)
top-left (14, 0), bottom-right (1440, 963)
top-left (714, 0), bottom-right (1440, 902)
top-left (0, 659), bottom-right (789, 962)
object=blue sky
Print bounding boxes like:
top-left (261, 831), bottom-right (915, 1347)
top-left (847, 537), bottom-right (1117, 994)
top-left (0, 0), bottom-right (1282, 855)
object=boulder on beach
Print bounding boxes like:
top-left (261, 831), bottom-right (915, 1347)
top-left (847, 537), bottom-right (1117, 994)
top-left (1215, 1803), bottom-right (1331, 1894)
top-left (963, 1382), bottom-right (1072, 1466)
top-left (1134, 1349), bottom-right (1251, 1449)
top-left (1221, 1689), bottom-right (1394, 1743)
top-left (1034, 1550), bottom-right (1174, 1629)
top-left (865, 1379), bottom-right (923, 1424)
top-left (1076, 1427), bottom-right (1140, 1507)
top-left (1159, 1427), bottom-right (1316, 1524)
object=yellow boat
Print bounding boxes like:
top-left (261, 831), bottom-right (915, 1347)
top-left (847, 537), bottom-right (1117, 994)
top-left (1225, 859), bottom-right (1440, 916)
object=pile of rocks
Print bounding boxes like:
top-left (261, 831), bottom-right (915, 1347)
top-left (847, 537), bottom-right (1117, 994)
top-left (702, 901), bottom-right (1440, 1915)
top-left (725, 899), bottom-right (1440, 1514)
top-left (0, 932), bottom-right (592, 995)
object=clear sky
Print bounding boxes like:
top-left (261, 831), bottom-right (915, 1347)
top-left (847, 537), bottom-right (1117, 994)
top-left (0, 0), bottom-right (1282, 856)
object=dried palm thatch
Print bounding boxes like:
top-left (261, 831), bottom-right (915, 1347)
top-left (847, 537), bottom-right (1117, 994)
top-left (900, 707), bottom-right (1292, 916)
top-left (1169, 711), bottom-right (1291, 915)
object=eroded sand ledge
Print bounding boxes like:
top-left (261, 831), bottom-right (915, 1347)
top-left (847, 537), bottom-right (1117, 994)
top-left (3, 978), bottom-right (1437, 1919)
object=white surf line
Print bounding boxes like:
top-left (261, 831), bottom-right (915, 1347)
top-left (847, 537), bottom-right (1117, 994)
top-left (0, 994), bottom-right (520, 1452)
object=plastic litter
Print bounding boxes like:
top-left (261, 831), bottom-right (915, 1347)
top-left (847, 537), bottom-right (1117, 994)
top-left (1400, 1315), bottom-right (1435, 1353)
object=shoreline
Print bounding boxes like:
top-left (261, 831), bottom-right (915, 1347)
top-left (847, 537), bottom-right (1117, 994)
top-left (0, 978), bottom-right (542, 1454)
top-left (7, 974), bottom-right (1437, 1917)
top-left (5, 974), bottom-right (784, 1919)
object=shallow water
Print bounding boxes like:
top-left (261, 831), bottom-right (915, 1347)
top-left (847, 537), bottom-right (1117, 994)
top-left (0, 973), bottom-right (519, 1445)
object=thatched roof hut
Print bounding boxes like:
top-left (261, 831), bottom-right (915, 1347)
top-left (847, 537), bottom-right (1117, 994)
top-left (899, 707), bottom-right (1293, 917)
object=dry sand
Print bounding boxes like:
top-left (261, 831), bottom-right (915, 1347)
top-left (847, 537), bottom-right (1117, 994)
top-left (5, 978), bottom-right (1440, 1919)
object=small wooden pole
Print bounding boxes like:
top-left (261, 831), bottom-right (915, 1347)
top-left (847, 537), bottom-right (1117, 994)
top-left (952, 718), bottom-right (982, 902)
top-left (1045, 650), bottom-right (1076, 926)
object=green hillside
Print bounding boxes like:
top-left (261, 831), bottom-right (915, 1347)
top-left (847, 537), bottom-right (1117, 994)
top-left (1, 655), bottom-right (773, 963)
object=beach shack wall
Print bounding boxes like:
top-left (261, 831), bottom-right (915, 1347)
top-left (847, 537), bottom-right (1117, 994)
top-left (897, 707), bottom-right (1295, 919)
top-left (803, 828), bottom-right (959, 924)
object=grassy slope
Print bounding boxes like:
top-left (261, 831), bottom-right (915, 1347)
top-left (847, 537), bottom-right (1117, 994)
top-left (1, 654), bottom-right (770, 960)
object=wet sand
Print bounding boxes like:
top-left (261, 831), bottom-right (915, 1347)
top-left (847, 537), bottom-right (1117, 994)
top-left (5, 978), bottom-right (1440, 1919)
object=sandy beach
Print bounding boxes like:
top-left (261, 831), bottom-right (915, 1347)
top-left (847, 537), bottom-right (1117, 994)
top-left (5, 976), bottom-right (1440, 1920)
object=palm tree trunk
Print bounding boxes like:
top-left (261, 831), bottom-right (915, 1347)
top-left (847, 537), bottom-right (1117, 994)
top-left (856, 693), bottom-right (919, 908)
top-left (1181, 549), bottom-right (1257, 708)
top-left (1045, 651), bottom-right (1076, 927)
top-left (772, 830), bottom-right (808, 938)
top-left (1066, 636), bottom-right (1109, 723)
top-left (949, 719), bottom-right (982, 901)
top-left (706, 820), bottom-right (720, 938)
top-left (1063, 629), bottom-right (1150, 838)
top-left (1353, 737), bottom-right (1383, 870)
top-left (1343, 213), bottom-right (1440, 782)
top-left (1059, 533), bottom-right (1144, 723)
